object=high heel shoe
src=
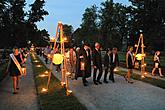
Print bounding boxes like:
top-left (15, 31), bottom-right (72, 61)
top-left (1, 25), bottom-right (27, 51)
top-left (127, 80), bottom-right (134, 84)
top-left (13, 92), bottom-right (18, 94)
top-left (160, 75), bottom-right (164, 78)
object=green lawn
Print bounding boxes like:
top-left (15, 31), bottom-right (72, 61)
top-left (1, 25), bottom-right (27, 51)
top-left (115, 70), bottom-right (165, 89)
top-left (118, 52), bottom-right (165, 67)
top-left (31, 53), bottom-right (87, 110)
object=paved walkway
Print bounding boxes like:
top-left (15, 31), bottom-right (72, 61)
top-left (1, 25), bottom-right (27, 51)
top-left (0, 56), bottom-right (38, 110)
top-left (39, 56), bottom-right (165, 110)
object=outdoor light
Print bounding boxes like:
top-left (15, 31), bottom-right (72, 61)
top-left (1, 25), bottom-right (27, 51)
top-left (136, 54), bottom-right (143, 60)
top-left (64, 37), bottom-right (67, 41)
top-left (39, 74), bottom-right (48, 78)
top-left (41, 88), bottom-right (48, 93)
top-left (66, 72), bottom-right (71, 76)
top-left (52, 54), bottom-right (63, 65)
top-left (135, 44), bottom-right (138, 47)
top-left (67, 90), bottom-right (72, 93)
top-left (114, 67), bottom-right (119, 72)
top-left (141, 75), bottom-right (145, 79)
top-left (36, 65), bottom-right (42, 67)
top-left (47, 54), bottom-right (52, 59)
top-left (33, 60), bottom-right (39, 63)
top-left (22, 67), bottom-right (26, 76)
top-left (24, 58), bottom-right (27, 62)
top-left (45, 71), bottom-right (49, 74)
top-left (80, 62), bottom-right (85, 70)
top-left (61, 82), bottom-right (66, 86)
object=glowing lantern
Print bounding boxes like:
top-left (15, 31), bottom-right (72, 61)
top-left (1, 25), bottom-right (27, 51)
top-left (45, 71), bottom-right (49, 74)
top-left (66, 72), bottom-right (71, 76)
top-left (135, 44), bottom-right (138, 47)
top-left (80, 62), bottom-right (85, 70)
top-left (141, 75), bottom-right (145, 79)
top-left (47, 54), bottom-right (51, 59)
top-left (41, 88), bottom-right (48, 93)
top-left (36, 65), bottom-right (42, 67)
top-left (136, 54), bottom-right (143, 60)
top-left (22, 67), bottom-right (26, 76)
top-left (39, 74), bottom-right (48, 78)
top-left (34, 60), bottom-right (39, 63)
top-left (114, 67), bottom-right (119, 72)
top-left (24, 58), bottom-right (27, 62)
top-left (52, 54), bottom-right (63, 65)
top-left (134, 61), bottom-right (139, 69)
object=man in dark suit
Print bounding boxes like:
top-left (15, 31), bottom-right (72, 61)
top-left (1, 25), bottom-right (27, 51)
top-left (110, 48), bottom-right (119, 82)
top-left (103, 49), bottom-right (112, 83)
top-left (92, 42), bottom-right (102, 85)
top-left (79, 43), bottom-right (91, 86)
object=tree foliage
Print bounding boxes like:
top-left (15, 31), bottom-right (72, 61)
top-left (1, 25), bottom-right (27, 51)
top-left (73, 0), bottom-right (165, 51)
top-left (0, 0), bottom-right (49, 48)
top-left (80, 5), bottom-right (99, 44)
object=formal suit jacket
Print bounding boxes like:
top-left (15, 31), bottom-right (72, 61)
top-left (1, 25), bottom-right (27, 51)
top-left (79, 48), bottom-right (91, 78)
top-left (110, 53), bottom-right (119, 67)
top-left (104, 53), bottom-right (111, 68)
top-left (92, 49), bottom-right (102, 68)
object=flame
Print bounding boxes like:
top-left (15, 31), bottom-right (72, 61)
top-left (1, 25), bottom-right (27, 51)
top-left (36, 65), bottom-right (42, 67)
top-left (114, 68), bottom-right (119, 72)
top-left (41, 88), bottom-right (48, 93)
top-left (66, 72), bottom-right (71, 76)
top-left (141, 75), bottom-right (145, 79)
top-left (39, 74), bottom-right (48, 78)
top-left (45, 71), bottom-right (49, 74)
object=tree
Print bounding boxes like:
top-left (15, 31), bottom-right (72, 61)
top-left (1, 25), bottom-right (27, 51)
top-left (27, 0), bottom-right (49, 47)
top-left (0, 0), bottom-right (49, 48)
top-left (0, 0), bottom-right (10, 47)
top-left (129, 0), bottom-right (165, 51)
top-left (7, 0), bottom-right (27, 47)
top-left (99, 0), bottom-right (128, 49)
top-left (28, 0), bottom-right (48, 23)
top-left (80, 5), bottom-right (98, 44)
top-left (63, 24), bottom-right (73, 37)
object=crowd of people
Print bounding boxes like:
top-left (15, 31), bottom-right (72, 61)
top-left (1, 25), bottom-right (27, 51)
top-left (40, 42), bottom-right (136, 86)
top-left (5, 43), bottom-right (164, 94)
top-left (38, 42), bottom-right (164, 87)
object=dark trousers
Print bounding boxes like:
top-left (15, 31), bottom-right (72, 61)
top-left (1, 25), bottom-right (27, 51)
top-left (93, 67), bottom-right (102, 82)
top-left (104, 67), bottom-right (109, 81)
top-left (82, 71), bottom-right (86, 83)
top-left (45, 57), bottom-right (48, 64)
top-left (110, 66), bottom-right (115, 81)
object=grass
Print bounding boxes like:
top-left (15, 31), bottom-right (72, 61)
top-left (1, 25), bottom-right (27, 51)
top-left (115, 70), bottom-right (165, 89)
top-left (31, 53), bottom-right (87, 110)
top-left (118, 52), bottom-right (165, 67)
top-left (0, 63), bottom-right (8, 82)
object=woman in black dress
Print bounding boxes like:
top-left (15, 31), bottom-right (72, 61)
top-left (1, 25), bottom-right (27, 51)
top-left (151, 51), bottom-right (163, 77)
top-left (125, 46), bottom-right (134, 83)
top-left (6, 47), bottom-right (24, 94)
